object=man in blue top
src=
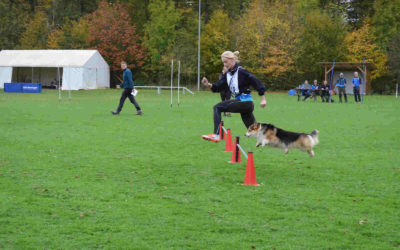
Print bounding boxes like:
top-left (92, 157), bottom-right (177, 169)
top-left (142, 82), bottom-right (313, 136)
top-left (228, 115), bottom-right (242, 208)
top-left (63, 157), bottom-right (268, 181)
top-left (336, 72), bottom-right (347, 103)
top-left (112, 61), bottom-right (142, 115)
top-left (352, 71), bottom-right (362, 103)
top-left (301, 80), bottom-right (312, 101)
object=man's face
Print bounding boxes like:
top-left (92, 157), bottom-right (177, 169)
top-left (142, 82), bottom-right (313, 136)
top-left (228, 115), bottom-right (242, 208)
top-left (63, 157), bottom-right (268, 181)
top-left (121, 63), bottom-right (127, 70)
top-left (314, 80), bottom-right (317, 85)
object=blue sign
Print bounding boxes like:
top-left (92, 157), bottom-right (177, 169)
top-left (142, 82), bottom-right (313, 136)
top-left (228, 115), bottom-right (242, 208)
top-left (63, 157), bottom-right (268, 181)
top-left (22, 83), bottom-right (42, 93)
top-left (4, 83), bottom-right (42, 93)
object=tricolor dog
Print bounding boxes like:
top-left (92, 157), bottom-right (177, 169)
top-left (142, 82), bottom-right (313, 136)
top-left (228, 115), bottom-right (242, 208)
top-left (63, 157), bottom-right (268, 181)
top-left (245, 123), bottom-right (319, 157)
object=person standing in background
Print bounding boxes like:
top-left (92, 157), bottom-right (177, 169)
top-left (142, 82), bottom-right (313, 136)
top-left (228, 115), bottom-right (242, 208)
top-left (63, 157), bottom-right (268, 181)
top-left (111, 61), bottom-right (143, 115)
top-left (336, 72), bottom-right (347, 103)
top-left (352, 71), bottom-right (362, 103)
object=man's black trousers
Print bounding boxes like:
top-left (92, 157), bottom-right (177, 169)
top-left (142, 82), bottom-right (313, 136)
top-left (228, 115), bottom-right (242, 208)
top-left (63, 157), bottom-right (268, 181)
top-left (117, 88), bottom-right (141, 113)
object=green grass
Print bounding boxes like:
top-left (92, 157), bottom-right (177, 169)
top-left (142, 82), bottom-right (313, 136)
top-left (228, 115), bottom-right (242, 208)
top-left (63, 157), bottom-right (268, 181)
top-left (0, 89), bottom-right (399, 249)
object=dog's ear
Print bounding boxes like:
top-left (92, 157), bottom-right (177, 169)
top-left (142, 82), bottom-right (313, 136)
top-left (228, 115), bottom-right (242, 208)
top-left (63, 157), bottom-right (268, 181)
top-left (261, 124), bottom-right (268, 134)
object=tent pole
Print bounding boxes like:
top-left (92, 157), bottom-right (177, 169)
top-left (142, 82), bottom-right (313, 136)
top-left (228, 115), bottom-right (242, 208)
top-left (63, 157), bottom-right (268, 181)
top-left (329, 60), bottom-right (335, 103)
top-left (58, 67), bottom-right (61, 101)
top-left (170, 59), bottom-right (173, 108)
top-left (362, 58), bottom-right (365, 104)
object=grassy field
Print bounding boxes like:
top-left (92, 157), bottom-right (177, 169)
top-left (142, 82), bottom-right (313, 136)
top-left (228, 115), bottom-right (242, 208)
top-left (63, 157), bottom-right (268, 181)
top-left (0, 89), bottom-right (399, 249)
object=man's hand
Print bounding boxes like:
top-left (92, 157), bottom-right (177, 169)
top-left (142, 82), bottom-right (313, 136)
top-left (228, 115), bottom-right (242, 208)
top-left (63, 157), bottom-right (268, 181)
top-left (202, 77), bottom-right (212, 87)
top-left (260, 95), bottom-right (267, 108)
top-left (116, 85), bottom-right (121, 89)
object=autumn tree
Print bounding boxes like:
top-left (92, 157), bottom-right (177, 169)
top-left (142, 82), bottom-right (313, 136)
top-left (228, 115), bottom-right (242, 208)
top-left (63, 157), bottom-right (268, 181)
top-left (234, 0), bottom-right (299, 78)
top-left (345, 22), bottom-right (388, 79)
top-left (86, 1), bottom-right (146, 73)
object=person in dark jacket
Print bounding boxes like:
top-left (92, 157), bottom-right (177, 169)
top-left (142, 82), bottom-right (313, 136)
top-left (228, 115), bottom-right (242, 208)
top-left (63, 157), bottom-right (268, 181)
top-left (111, 61), bottom-right (142, 115)
top-left (320, 80), bottom-right (333, 102)
top-left (202, 51), bottom-right (266, 141)
top-left (336, 72), bottom-right (347, 103)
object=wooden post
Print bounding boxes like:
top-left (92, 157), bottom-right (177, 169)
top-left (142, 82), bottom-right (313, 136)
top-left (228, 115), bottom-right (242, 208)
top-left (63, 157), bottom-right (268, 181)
top-left (365, 67), bottom-right (369, 94)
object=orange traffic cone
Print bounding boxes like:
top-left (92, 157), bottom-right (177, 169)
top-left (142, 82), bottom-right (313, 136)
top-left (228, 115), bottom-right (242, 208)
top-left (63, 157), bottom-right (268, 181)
top-left (243, 152), bottom-right (259, 186)
top-left (225, 129), bottom-right (233, 152)
top-left (228, 136), bottom-right (241, 163)
top-left (219, 121), bottom-right (225, 140)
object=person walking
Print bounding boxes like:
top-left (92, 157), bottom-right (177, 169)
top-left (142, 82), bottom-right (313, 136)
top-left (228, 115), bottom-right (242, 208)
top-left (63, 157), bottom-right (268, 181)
top-left (352, 71), bottom-right (362, 103)
top-left (336, 72), bottom-right (347, 103)
top-left (201, 51), bottom-right (266, 142)
top-left (111, 61), bottom-right (142, 115)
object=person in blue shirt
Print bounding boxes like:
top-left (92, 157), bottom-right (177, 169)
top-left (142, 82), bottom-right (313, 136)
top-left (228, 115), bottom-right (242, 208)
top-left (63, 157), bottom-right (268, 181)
top-left (111, 61), bottom-right (142, 115)
top-left (336, 72), bottom-right (347, 103)
top-left (352, 71), bottom-right (362, 103)
top-left (301, 80), bottom-right (312, 101)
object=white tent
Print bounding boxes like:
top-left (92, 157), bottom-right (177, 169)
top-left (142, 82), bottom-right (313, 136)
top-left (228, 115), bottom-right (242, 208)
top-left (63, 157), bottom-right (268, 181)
top-left (0, 50), bottom-right (109, 90)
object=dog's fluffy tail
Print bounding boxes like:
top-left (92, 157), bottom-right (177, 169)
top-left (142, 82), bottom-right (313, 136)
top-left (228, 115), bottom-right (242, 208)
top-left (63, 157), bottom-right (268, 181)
top-left (310, 130), bottom-right (319, 146)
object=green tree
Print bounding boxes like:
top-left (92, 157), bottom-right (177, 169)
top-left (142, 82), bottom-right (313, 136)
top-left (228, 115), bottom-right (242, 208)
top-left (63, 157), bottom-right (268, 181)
top-left (295, 9), bottom-right (347, 74)
top-left (201, 9), bottom-right (233, 79)
top-left (143, 0), bottom-right (182, 73)
top-left (0, 0), bottom-right (31, 49)
top-left (388, 31), bottom-right (400, 80)
top-left (47, 17), bottom-right (90, 49)
top-left (19, 10), bottom-right (50, 49)
top-left (372, 0), bottom-right (400, 50)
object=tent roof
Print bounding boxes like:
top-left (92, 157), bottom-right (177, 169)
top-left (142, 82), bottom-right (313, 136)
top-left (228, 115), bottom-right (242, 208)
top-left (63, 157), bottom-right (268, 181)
top-left (0, 50), bottom-right (101, 67)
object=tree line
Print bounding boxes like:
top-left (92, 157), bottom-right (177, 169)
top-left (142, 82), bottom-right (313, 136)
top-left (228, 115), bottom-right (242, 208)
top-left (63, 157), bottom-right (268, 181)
top-left (1, 0), bottom-right (399, 93)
